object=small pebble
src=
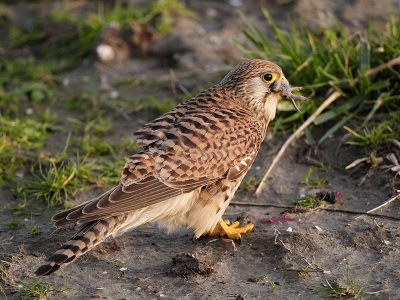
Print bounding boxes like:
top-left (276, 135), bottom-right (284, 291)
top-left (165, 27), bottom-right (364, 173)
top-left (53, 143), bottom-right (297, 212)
top-left (97, 44), bottom-right (115, 62)
top-left (206, 8), bottom-right (218, 17)
top-left (286, 227), bottom-right (293, 232)
top-left (315, 226), bottom-right (323, 232)
top-left (209, 36), bottom-right (221, 44)
top-left (63, 77), bottom-right (70, 87)
top-left (110, 90), bottom-right (119, 98)
top-left (196, 27), bottom-right (206, 35)
top-left (229, 0), bottom-right (243, 7)
top-left (351, 19), bottom-right (361, 27)
top-left (120, 267), bottom-right (128, 271)
top-left (14, 172), bottom-right (24, 179)
top-left (101, 75), bottom-right (108, 85)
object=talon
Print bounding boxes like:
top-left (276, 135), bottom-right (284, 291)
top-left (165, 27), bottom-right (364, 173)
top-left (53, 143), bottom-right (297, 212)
top-left (192, 234), bottom-right (197, 243)
top-left (207, 218), bottom-right (254, 240)
top-left (229, 221), bottom-right (240, 229)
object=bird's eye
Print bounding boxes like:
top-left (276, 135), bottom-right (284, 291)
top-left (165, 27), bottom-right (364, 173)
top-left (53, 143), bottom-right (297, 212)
top-left (261, 72), bottom-right (277, 84)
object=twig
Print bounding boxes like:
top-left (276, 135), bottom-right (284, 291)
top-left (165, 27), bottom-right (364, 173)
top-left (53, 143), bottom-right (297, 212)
top-left (345, 156), bottom-right (383, 169)
top-left (345, 157), bottom-right (369, 169)
top-left (230, 201), bottom-right (400, 221)
top-left (169, 69), bottom-right (179, 102)
top-left (255, 91), bottom-right (341, 196)
top-left (100, 97), bottom-right (136, 125)
top-left (389, 139), bottom-right (400, 149)
top-left (255, 56), bottom-right (400, 197)
top-left (0, 259), bottom-right (19, 267)
top-left (169, 69), bottom-right (191, 97)
top-left (354, 193), bottom-right (400, 219)
top-left (364, 56), bottom-right (400, 77)
top-left (231, 202), bottom-right (294, 209)
top-left (273, 229), bottom-right (281, 244)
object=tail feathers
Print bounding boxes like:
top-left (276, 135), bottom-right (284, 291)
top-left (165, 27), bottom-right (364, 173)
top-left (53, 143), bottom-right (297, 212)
top-left (35, 216), bottom-right (125, 276)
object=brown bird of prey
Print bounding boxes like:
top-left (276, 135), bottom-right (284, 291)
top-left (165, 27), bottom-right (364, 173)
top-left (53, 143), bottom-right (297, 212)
top-left (35, 59), bottom-right (306, 276)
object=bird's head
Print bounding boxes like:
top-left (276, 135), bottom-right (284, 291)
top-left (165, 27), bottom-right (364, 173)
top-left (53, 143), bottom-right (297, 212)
top-left (219, 59), bottom-right (307, 122)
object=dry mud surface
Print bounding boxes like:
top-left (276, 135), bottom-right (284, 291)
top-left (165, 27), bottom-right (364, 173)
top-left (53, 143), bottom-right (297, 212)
top-left (1, 1), bottom-right (400, 299)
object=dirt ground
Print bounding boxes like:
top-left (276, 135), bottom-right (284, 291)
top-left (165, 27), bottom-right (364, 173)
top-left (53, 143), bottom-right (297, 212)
top-left (1, 0), bottom-right (400, 299)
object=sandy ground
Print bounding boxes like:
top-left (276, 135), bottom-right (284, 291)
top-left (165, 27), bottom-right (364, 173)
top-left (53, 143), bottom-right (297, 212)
top-left (1, 1), bottom-right (400, 299)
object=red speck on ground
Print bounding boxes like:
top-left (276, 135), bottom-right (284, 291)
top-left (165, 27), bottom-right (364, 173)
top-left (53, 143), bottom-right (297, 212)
top-left (260, 215), bottom-right (294, 224)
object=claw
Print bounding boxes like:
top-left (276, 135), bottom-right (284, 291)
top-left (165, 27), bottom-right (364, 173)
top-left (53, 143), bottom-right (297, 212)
top-left (207, 218), bottom-right (254, 240)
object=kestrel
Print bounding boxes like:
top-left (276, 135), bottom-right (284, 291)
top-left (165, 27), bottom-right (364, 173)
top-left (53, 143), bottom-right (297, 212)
top-left (35, 59), bottom-right (306, 276)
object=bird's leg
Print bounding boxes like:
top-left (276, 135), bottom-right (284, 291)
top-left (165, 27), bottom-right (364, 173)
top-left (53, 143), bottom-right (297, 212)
top-left (207, 218), bottom-right (254, 240)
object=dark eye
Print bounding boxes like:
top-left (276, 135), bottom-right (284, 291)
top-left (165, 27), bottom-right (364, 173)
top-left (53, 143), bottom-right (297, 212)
top-left (261, 72), bottom-right (277, 83)
top-left (263, 73), bottom-right (273, 81)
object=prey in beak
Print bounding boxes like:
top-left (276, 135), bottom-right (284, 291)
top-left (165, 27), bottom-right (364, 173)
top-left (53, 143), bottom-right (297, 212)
top-left (273, 79), bottom-right (307, 112)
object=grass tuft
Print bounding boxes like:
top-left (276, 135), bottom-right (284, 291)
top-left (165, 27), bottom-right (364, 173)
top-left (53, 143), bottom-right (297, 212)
top-left (23, 157), bottom-right (95, 208)
top-left (17, 279), bottom-right (70, 300)
top-left (233, 9), bottom-right (400, 146)
top-left (315, 263), bottom-right (386, 298)
top-left (344, 111), bottom-right (400, 150)
top-left (108, 259), bottom-right (123, 268)
top-left (239, 175), bottom-right (262, 192)
top-left (300, 168), bottom-right (328, 189)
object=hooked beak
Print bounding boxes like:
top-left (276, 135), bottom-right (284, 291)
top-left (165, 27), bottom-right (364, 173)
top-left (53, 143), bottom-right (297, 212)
top-left (273, 79), bottom-right (307, 112)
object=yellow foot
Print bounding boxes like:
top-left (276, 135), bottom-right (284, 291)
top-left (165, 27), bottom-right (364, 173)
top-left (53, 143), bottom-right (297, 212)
top-left (207, 218), bottom-right (254, 240)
